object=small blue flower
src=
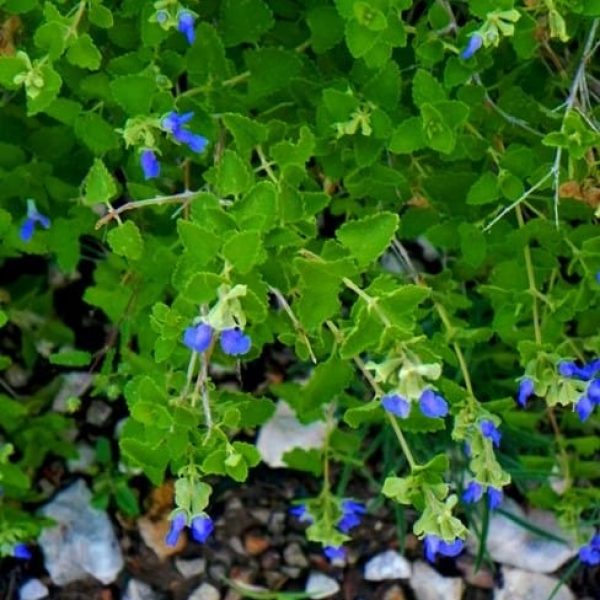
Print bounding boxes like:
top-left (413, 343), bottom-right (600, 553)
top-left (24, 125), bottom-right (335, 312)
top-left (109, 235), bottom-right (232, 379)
top-left (575, 395), bottom-right (594, 422)
top-left (382, 394), bottom-right (410, 418)
top-left (162, 111), bottom-right (208, 153)
top-left (323, 545), bottom-right (346, 561)
top-left (190, 515), bottom-right (214, 543)
top-left (162, 111), bottom-right (194, 133)
top-left (462, 481), bottom-right (483, 504)
top-left (338, 499), bottom-right (366, 533)
top-left (517, 378), bottom-right (534, 407)
top-left (165, 513), bottom-right (187, 547)
top-left (13, 543), bottom-right (32, 560)
top-left (289, 504), bottom-right (313, 523)
top-left (586, 379), bottom-right (600, 404)
top-left (460, 33), bottom-right (483, 60)
top-left (487, 487), bottom-right (503, 510)
top-left (20, 200), bottom-right (51, 243)
top-left (579, 534), bottom-right (600, 566)
top-left (419, 389), bottom-right (448, 418)
top-left (177, 129), bottom-right (209, 153)
top-left (558, 359), bottom-right (600, 381)
top-left (424, 535), bottom-right (464, 563)
top-left (183, 323), bottom-right (213, 353)
top-left (140, 149), bottom-right (160, 180)
top-left (178, 11), bottom-right (196, 45)
top-left (220, 328), bottom-right (251, 356)
top-left (480, 419), bottom-right (501, 447)
top-left (156, 9), bottom-right (169, 24)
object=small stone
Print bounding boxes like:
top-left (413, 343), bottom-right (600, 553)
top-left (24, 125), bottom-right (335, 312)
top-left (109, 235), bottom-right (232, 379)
top-left (53, 373), bottom-right (92, 412)
top-left (86, 400), bottom-right (112, 426)
top-left (209, 564), bottom-right (227, 582)
top-left (382, 584), bottom-right (407, 600)
top-left (256, 401), bottom-right (327, 468)
top-left (188, 583), bottom-right (221, 600)
top-left (19, 579), bottom-right (49, 600)
top-left (38, 479), bottom-right (123, 585)
top-left (410, 561), bottom-right (463, 600)
top-left (175, 557), bottom-right (206, 578)
top-left (244, 532), bottom-right (270, 556)
top-left (495, 568), bottom-right (574, 600)
top-left (249, 508), bottom-right (270, 525)
top-left (123, 579), bottom-right (159, 600)
top-left (284, 542), bottom-right (309, 568)
top-left (260, 549), bottom-right (281, 570)
top-left (281, 566), bottom-right (302, 579)
top-left (267, 511), bottom-right (286, 535)
top-left (138, 515), bottom-right (186, 559)
top-left (456, 555), bottom-right (494, 589)
top-left (67, 443), bottom-right (96, 473)
top-left (264, 571), bottom-right (288, 588)
top-left (364, 550), bottom-right (411, 581)
top-left (228, 536), bottom-right (245, 555)
top-left (470, 498), bottom-right (580, 573)
top-left (305, 572), bottom-right (340, 599)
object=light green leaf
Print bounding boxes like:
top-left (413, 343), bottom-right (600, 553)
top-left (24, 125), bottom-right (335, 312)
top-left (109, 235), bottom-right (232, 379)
top-left (220, 0), bottom-right (274, 46)
top-left (49, 350), bottom-right (92, 367)
top-left (83, 158), bottom-right (118, 205)
top-left (107, 220), bottom-right (144, 261)
top-left (66, 34), bottom-right (102, 70)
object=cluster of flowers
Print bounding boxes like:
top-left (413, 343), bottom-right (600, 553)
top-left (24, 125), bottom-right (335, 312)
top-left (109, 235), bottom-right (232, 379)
top-left (183, 322), bottom-right (251, 356)
top-left (381, 389), bottom-right (448, 419)
top-left (517, 358), bottom-right (600, 421)
top-left (141, 112), bottom-right (209, 180)
top-left (290, 499), bottom-right (366, 561)
top-left (165, 512), bottom-right (213, 547)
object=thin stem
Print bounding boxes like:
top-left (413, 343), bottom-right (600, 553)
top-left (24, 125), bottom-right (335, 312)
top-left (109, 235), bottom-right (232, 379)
top-left (223, 70), bottom-right (250, 87)
top-left (180, 351), bottom-right (198, 400)
top-left (515, 205), bottom-right (542, 345)
top-left (95, 190), bottom-right (197, 229)
top-left (200, 350), bottom-right (213, 430)
top-left (342, 277), bottom-right (392, 327)
top-left (255, 145), bottom-right (278, 184)
top-left (268, 286), bottom-right (316, 363)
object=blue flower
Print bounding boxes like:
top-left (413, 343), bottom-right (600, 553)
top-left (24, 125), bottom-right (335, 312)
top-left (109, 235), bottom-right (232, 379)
top-left (579, 534), bottom-right (600, 566)
top-left (191, 515), bottom-right (214, 543)
top-left (177, 129), bottom-right (209, 153)
top-left (183, 323), bottom-right (213, 353)
top-left (480, 419), bottom-right (501, 447)
top-left (460, 33), bottom-right (483, 60)
top-left (419, 389), bottom-right (448, 418)
top-left (575, 395), bottom-right (594, 422)
top-left (289, 504), bottom-right (313, 523)
top-left (178, 11), bottom-right (196, 45)
top-left (162, 111), bottom-right (208, 153)
top-left (558, 359), bottom-right (600, 381)
top-left (487, 487), bottom-right (503, 510)
top-left (140, 149), bottom-right (160, 180)
top-left (587, 379), bottom-right (600, 404)
top-left (424, 535), bottom-right (464, 563)
top-left (220, 328), bottom-right (251, 356)
top-left (382, 394), bottom-right (410, 418)
top-left (338, 499), bottom-right (366, 533)
top-left (13, 543), bottom-right (32, 560)
top-left (323, 545), bottom-right (346, 561)
top-left (162, 111), bottom-right (194, 133)
top-left (517, 378), bottom-right (534, 407)
top-left (165, 512), bottom-right (187, 547)
top-left (462, 481), bottom-right (483, 504)
top-left (20, 200), bottom-right (51, 243)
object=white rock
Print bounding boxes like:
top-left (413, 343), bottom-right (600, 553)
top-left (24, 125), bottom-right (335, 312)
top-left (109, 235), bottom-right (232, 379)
top-left (364, 550), bottom-right (411, 581)
top-left (38, 479), bottom-right (124, 585)
top-left (256, 401), bottom-right (327, 468)
top-left (305, 572), bottom-right (340, 599)
top-left (52, 372), bottom-right (92, 412)
top-left (123, 579), bottom-right (159, 600)
top-left (175, 557), bottom-right (206, 578)
top-left (19, 579), bottom-right (49, 600)
top-left (469, 498), bottom-right (579, 573)
top-left (67, 443), bottom-right (96, 473)
top-left (188, 583), bottom-right (220, 600)
top-left (410, 561), bottom-right (463, 600)
top-left (495, 568), bottom-right (574, 600)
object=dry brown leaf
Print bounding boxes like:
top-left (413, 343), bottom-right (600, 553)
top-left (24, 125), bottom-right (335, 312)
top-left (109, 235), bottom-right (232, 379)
top-left (0, 16), bottom-right (21, 57)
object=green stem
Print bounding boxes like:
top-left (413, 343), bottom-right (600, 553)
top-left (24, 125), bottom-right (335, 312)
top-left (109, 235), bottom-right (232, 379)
top-left (342, 278), bottom-right (391, 327)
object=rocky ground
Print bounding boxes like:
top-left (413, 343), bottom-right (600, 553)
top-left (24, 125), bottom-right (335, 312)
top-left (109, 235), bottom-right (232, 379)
top-left (2, 457), bottom-right (599, 600)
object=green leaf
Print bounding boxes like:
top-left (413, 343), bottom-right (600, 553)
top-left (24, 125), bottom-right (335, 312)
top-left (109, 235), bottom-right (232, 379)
top-left (220, 0), bottom-right (274, 46)
top-left (83, 158), bottom-right (118, 205)
top-left (458, 223), bottom-right (486, 267)
top-left (337, 212), bottom-right (399, 266)
top-left (0, 310), bottom-right (7, 328)
top-left (177, 220), bottom-right (221, 266)
top-left (412, 69), bottom-right (446, 107)
top-left (344, 400), bottom-right (382, 428)
top-left (0, 55), bottom-right (28, 88)
top-left (389, 117), bottom-right (426, 154)
top-left (231, 182), bottom-right (278, 231)
top-left (222, 230), bottom-right (264, 274)
top-left (107, 220), bottom-right (144, 261)
top-left (74, 112), bottom-right (119, 154)
top-left (183, 272), bottom-right (223, 304)
top-left (283, 448), bottom-right (323, 475)
top-left (89, 3), bottom-right (113, 28)
top-left (466, 172), bottom-right (500, 205)
top-left (206, 150), bottom-right (253, 197)
top-left (49, 350), bottom-right (92, 367)
top-left (110, 74), bottom-right (155, 115)
top-left (353, 2), bottom-right (388, 31)
top-left (420, 103), bottom-right (456, 154)
top-left (114, 480), bottom-right (140, 517)
top-left (345, 19), bottom-right (380, 58)
top-left (27, 64), bottom-right (62, 115)
top-left (66, 34), bottom-right (102, 70)
top-left (245, 48), bottom-right (302, 99)
top-left (307, 6), bottom-right (345, 53)
top-left (187, 23), bottom-right (230, 86)
top-left (221, 113), bottom-right (268, 160)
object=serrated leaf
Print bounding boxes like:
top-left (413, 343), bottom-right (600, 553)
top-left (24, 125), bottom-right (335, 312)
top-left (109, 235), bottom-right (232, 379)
top-left (27, 64), bottom-right (62, 115)
top-left (222, 230), bottom-right (264, 274)
top-left (107, 220), bottom-right (144, 261)
top-left (74, 112), bottom-right (119, 154)
top-left (177, 220), bottom-right (221, 266)
top-left (389, 116), bottom-right (425, 154)
top-left (466, 172), bottom-right (500, 205)
top-left (337, 212), bottom-right (399, 266)
top-left (283, 448), bottom-right (322, 475)
top-left (110, 74), bottom-right (155, 115)
top-left (206, 150), bottom-right (253, 197)
top-left (220, 0), bottom-right (274, 46)
top-left (66, 34), bottom-right (102, 70)
top-left (83, 158), bottom-right (117, 205)
top-left (412, 69), bottom-right (446, 107)
top-left (308, 5), bottom-right (344, 53)
top-left (344, 400), bottom-right (382, 427)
